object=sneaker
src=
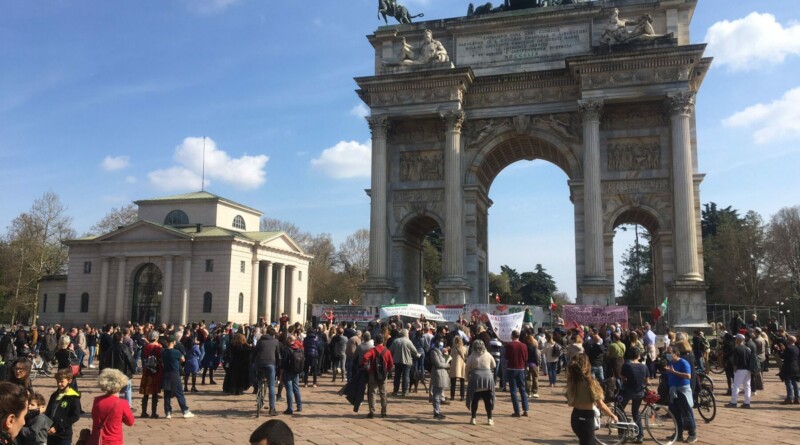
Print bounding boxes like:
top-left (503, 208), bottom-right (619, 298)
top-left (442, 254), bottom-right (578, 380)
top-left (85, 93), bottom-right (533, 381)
top-left (724, 403), bottom-right (737, 408)
top-left (312, 384), bottom-right (318, 388)
top-left (633, 438), bottom-right (644, 444)
top-left (433, 413), bottom-right (447, 420)
top-left (686, 434), bottom-right (698, 443)
top-left (165, 413), bottom-right (172, 419)
top-left (269, 409), bottom-right (278, 416)
top-left (470, 417), bottom-right (477, 425)
top-left (488, 418), bottom-right (494, 426)
top-left (182, 411), bottom-right (195, 418)
top-left (740, 404), bottom-right (751, 409)
top-left (532, 393), bottom-right (539, 399)
top-left (366, 412), bottom-right (374, 419)
top-left (284, 409), bottom-right (293, 415)
top-left (150, 413), bottom-right (159, 419)
top-left (511, 412), bottom-right (521, 418)
top-left (522, 411), bottom-right (529, 417)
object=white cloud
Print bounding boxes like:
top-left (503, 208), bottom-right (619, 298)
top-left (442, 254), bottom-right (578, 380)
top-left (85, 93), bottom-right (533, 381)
top-left (101, 155), bottom-right (130, 171)
top-left (722, 87), bottom-right (800, 144)
top-left (310, 140), bottom-right (371, 179)
top-left (125, 176), bottom-right (137, 184)
top-left (350, 103), bottom-right (370, 119)
top-left (148, 137), bottom-right (268, 190)
top-left (704, 12), bottom-right (800, 71)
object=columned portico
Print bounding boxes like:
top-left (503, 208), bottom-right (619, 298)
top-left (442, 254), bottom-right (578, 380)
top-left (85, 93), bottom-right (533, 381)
top-left (438, 110), bottom-right (471, 304)
top-left (161, 255), bottom-right (173, 323)
top-left (249, 258), bottom-right (260, 324)
top-left (275, 263), bottom-right (285, 318)
top-left (261, 261), bottom-right (273, 323)
top-left (180, 257), bottom-right (191, 325)
top-left (286, 266), bottom-right (296, 323)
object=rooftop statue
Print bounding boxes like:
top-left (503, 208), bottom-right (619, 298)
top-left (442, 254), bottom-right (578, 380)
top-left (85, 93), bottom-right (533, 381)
top-left (378, 0), bottom-right (424, 25)
top-left (384, 30), bottom-right (450, 67)
top-left (467, 0), bottom-right (579, 16)
top-left (600, 8), bottom-right (674, 45)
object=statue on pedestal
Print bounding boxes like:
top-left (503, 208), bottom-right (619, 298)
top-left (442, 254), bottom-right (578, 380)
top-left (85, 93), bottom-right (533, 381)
top-left (378, 0), bottom-right (424, 25)
top-left (384, 30), bottom-right (450, 66)
top-left (600, 8), bottom-right (673, 45)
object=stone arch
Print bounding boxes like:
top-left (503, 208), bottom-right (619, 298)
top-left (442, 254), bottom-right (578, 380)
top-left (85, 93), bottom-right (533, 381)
top-left (607, 204), bottom-right (666, 235)
top-left (393, 212), bottom-right (443, 305)
top-left (466, 128), bottom-right (581, 192)
top-left (395, 210), bottom-right (444, 243)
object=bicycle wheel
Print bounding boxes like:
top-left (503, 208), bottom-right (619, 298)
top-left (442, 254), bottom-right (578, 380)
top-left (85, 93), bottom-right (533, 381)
top-left (709, 353), bottom-right (723, 374)
top-left (595, 405), bottom-right (628, 445)
top-left (30, 369), bottom-right (39, 382)
top-left (644, 404), bottom-right (677, 445)
top-left (700, 374), bottom-right (714, 393)
top-left (696, 387), bottom-right (716, 423)
top-left (256, 383), bottom-right (265, 418)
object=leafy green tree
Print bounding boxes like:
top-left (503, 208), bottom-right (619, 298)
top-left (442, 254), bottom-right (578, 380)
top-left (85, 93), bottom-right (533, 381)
top-left (422, 232), bottom-right (441, 304)
top-left (518, 264), bottom-right (557, 305)
top-left (617, 225), bottom-right (654, 308)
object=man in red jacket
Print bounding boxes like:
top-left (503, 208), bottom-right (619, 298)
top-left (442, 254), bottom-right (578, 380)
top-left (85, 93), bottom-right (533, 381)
top-left (505, 330), bottom-right (529, 417)
top-left (361, 333), bottom-right (394, 419)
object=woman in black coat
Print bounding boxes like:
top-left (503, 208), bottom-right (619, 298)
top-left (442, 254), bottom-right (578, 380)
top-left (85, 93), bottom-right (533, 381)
top-left (222, 333), bottom-right (252, 395)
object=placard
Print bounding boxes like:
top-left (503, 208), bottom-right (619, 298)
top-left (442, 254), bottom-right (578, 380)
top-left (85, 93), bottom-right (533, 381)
top-left (487, 312), bottom-right (526, 342)
top-left (379, 304), bottom-right (448, 322)
top-left (562, 305), bottom-right (629, 329)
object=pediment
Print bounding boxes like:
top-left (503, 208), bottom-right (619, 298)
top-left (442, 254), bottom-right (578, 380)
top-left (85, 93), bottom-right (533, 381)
top-left (262, 233), bottom-right (306, 255)
top-left (96, 221), bottom-right (190, 243)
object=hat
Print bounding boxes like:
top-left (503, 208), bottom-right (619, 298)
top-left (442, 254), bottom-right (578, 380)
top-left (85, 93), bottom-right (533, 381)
top-left (735, 333), bottom-right (746, 341)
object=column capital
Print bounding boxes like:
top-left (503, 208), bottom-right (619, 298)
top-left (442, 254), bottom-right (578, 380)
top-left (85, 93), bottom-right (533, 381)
top-left (441, 110), bottom-right (466, 132)
top-left (367, 116), bottom-right (389, 138)
top-left (275, 263), bottom-right (286, 270)
top-left (251, 258), bottom-right (260, 265)
top-left (578, 99), bottom-right (604, 122)
top-left (666, 91), bottom-right (695, 116)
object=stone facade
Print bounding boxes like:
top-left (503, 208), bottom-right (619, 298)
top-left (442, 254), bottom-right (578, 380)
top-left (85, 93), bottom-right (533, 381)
top-left (358, 0), bottom-right (710, 326)
top-left (37, 192), bottom-right (312, 327)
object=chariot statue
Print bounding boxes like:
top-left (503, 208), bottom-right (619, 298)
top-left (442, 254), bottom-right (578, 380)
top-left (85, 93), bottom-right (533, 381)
top-left (378, 0), bottom-right (424, 25)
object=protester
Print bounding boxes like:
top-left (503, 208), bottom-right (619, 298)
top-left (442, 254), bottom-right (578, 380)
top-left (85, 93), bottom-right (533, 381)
top-left (361, 333), bottom-right (393, 419)
top-left (565, 354), bottom-right (617, 445)
top-left (725, 333), bottom-right (752, 409)
top-left (505, 330), bottom-right (529, 418)
top-left (160, 336), bottom-right (194, 419)
top-left (618, 347), bottom-right (647, 444)
top-left (389, 329), bottom-right (418, 397)
top-left (102, 333), bottom-right (134, 406)
top-left (465, 339), bottom-right (495, 426)
top-left (200, 330), bottom-right (221, 385)
top-left (86, 369), bottom-right (134, 445)
top-left (223, 333), bottom-right (252, 396)
top-left (253, 326), bottom-right (282, 417)
top-left (779, 335), bottom-right (800, 404)
top-left (181, 330), bottom-right (201, 393)
top-left (330, 328), bottom-right (348, 383)
top-left (665, 345), bottom-right (697, 443)
top-left (281, 335), bottom-right (303, 415)
top-left (429, 340), bottom-right (450, 420)
top-left (139, 330), bottom-right (163, 418)
top-left (0, 382), bottom-right (28, 445)
top-left (542, 333), bottom-right (560, 387)
top-left (8, 358), bottom-right (34, 400)
top-left (449, 335), bottom-right (468, 401)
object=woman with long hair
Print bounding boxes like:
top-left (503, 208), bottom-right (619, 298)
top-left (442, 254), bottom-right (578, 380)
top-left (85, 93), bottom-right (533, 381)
top-left (223, 333), bottom-right (252, 395)
top-left (449, 335), bottom-right (467, 401)
top-left (542, 333), bottom-right (560, 387)
top-left (139, 330), bottom-right (163, 418)
top-left (465, 339), bottom-right (496, 426)
top-left (181, 329), bottom-right (200, 393)
top-left (0, 382), bottom-right (28, 444)
top-left (8, 358), bottom-right (34, 400)
top-left (200, 330), bottom-right (221, 385)
top-left (565, 354), bottom-right (617, 445)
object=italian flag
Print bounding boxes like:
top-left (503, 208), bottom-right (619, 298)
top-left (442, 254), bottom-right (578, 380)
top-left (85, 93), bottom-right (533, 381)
top-left (653, 296), bottom-right (668, 321)
top-left (550, 295), bottom-right (557, 311)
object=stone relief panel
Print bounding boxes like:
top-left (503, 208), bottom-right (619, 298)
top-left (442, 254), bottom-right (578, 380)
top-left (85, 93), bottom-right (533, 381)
top-left (602, 180), bottom-right (673, 231)
top-left (601, 103), bottom-right (666, 130)
top-left (606, 137), bottom-right (661, 171)
top-left (388, 119), bottom-right (444, 145)
top-left (400, 151), bottom-right (444, 181)
top-left (393, 189), bottom-right (445, 223)
top-left (370, 87), bottom-right (463, 108)
top-left (466, 85), bottom-right (578, 108)
top-left (463, 118), bottom-right (512, 147)
top-left (580, 66), bottom-right (691, 90)
top-left (463, 113), bottom-right (580, 148)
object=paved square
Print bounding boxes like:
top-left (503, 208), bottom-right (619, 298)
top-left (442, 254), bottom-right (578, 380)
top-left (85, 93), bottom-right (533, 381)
top-left (29, 368), bottom-right (796, 444)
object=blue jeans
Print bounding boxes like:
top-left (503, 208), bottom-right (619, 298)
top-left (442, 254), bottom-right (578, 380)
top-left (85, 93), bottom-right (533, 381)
top-left (786, 379), bottom-right (799, 401)
top-left (163, 386), bottom-right (189, 415)
top-left (76, 348), bottom-right (86, 369)
top-left (669, 389), bottom-right (696, 437)
top-left (258, 365), bottom-right (277, 410)
top-left (133, 348), bottom-right (142, 373)
top-left (591, 365), bottom-right (604, 383)
top-left (87, 346), bottom-right (96, 367)
top-left (393, 363), bottom-right (411, 394)
top-left (547, 362), bottom-right (558, 385)
top-left (284, 372), bottom-right (302, 412)
top-left (506, 369), bottom-right (529, 414)
top-left (122, 381), bottom-right (132, 405)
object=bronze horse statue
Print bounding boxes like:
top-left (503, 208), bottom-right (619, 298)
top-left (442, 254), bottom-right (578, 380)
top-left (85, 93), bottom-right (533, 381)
top-left (378, 0), bottom-right (424, 25)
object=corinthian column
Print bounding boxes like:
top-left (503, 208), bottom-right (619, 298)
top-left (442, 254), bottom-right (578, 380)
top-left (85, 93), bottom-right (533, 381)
top-left (442, 110), bottom-right (466, 279)
top-left (668, 91), bottom-right (701, 281)
top-left (367, 116), bottom-right (390, 280)
top-left (579, 99), bottom-right (606, 281)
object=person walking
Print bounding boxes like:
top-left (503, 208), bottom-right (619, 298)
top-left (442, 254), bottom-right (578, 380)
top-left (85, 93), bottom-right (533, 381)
top-left (465, 339), bottom-right (496, 425)
top-left (139, 331), bottom-right (162, 419)
top-left (200, 331), bottom-right (221, 385)
top-left (223, 333), bottom-right (252, 396)
top-left (361, 333), bottom-right (393, 419)
top-left (449, 335), bottom-right (468, 401)
top-left (524, 333), bottom-right (539, 399)
top-left (664, 345), bottom-right (697, 443)
top-left (330, 327), bottom-right (348, 383)
top-left (87, 369), bottom-right (135, 445)
top-left (779, 335), bottom-right (800, 404)
top-left (565, 354), bottom-right (617, 445)
top-left (504, 330), bottom-right (529, 418)
top-left (542, 333), bottom-right (560, 387)
top-left (103, 333), bottom-right (135, 407)
top-left (345, 331), bottom-right (362, 383)
top-left (726, 333), bottom-right (752, 408)
top-left (281, 335), bottom-right (303, 415)
top-left (429, 340), bottom-right (450, 420)
top-left (389, 329), bottom-right (418, 397)
top-left (302, 329), bottom-right (322, 388)
top-left (160, 336), bottom-right (194, 419)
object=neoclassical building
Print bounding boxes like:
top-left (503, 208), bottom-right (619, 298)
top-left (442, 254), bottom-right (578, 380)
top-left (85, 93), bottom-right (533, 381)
top-left (38, 192), bottom-right (311, 327)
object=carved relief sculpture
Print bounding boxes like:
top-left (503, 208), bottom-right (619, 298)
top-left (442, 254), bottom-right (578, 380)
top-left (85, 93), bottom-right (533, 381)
top-left (600, 8), bottom-right (673, 45)
top-left (400, 151), bottom-right (445, 181)
top-left (606, 137), bottom-right (661, 171)
top-left (384, 29), bottom-right (449, 66)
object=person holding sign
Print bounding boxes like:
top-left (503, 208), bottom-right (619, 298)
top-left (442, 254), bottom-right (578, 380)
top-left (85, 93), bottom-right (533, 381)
top-left (504, 330), bottom-right (529, 418)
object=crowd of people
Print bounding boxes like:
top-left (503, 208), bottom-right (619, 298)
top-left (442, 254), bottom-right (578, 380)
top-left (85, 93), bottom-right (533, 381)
top-left (0, 309), bottom-right (798, 444)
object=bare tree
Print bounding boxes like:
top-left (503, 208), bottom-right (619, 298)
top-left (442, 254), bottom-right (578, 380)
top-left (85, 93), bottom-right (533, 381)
top-left (3, 192), bottom-right (75, 323)
top-left (85, 203), bottom-right (138, 236)
top-left (338, 229), bottom-right (370, 300)
top-left (767, 206), bottom-right (800, 300)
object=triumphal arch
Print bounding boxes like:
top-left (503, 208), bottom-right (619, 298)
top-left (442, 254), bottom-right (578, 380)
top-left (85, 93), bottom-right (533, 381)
top-left (357, 0), bottom-right (710, 326)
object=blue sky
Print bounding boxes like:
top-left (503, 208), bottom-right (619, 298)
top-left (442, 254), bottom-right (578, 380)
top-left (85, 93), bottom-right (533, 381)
top-left (2, 0), bottom-right (799, 302)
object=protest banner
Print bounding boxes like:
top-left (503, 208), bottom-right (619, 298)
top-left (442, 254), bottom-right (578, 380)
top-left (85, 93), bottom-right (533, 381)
top-left (427, 305), bottom-right (467, 322)
top-left (310, 305), bottom-right (377, 323)
top-left (562, 305), bottom-right (629, 329)
top-left (487, 312), bottom-right (526, 342)
top-left (379, 304), bottom-right (448, 322)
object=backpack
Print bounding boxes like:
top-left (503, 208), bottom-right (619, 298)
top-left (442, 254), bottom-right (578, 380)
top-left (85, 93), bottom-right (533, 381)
top-left (551, 342), bottom-right (562, 358)
top-left (285, 347), bottom-right (305, 374)
top-left (145, 353), bottom-right (159, 374)
top-left (374, 349), bottom-right (389, 383)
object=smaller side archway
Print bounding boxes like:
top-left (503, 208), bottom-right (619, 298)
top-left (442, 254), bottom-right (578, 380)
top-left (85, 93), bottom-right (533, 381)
top-left (393, 212), bottom-right (443, 305)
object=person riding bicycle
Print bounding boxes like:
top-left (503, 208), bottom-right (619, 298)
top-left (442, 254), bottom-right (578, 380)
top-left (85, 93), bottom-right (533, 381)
top-left (253, 326), bottom-right (281, 416)
top-left (618, 347), bottom-right (648, 444)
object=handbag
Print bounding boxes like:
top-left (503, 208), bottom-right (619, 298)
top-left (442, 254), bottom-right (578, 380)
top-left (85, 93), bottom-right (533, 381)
top-left (69, 350), bottom-right (81, 377)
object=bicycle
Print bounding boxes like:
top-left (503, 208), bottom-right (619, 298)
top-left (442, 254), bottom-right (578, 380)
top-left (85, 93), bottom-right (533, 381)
top-left (595, 390), bottom-right (678, 445)
top-left (707, 347), bottom-right (724, 374)
top-left (256, 373), bottom-right (267, 418)
top-left (695, 379), bottom-right (716, 423)
top-left (29, 354), bottom-right (55, 381)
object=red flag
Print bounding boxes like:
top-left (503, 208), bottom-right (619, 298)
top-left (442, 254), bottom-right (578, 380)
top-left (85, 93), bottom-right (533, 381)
top-left (549, 295), bottom-right (557, 311)
top-left (495, 293), bottom-right (501, 303)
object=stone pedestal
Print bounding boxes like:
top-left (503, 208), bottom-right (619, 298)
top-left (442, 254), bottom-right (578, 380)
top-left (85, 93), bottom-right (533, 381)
top-left (437, 278), bottom-right (471, 305)
top-left (362, 277), bottom-right (397, 308)
top-left (668, 282), bottom-right (708, 327)
top-left (578, 281), bottom-right (614, 306)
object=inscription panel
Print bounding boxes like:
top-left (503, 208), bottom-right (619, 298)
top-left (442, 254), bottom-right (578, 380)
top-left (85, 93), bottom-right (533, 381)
top-left (456, 23), bottom-right (591, 67)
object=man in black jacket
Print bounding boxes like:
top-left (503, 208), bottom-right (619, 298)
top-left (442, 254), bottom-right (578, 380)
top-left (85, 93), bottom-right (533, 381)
top-left (103, 332), bottom-right (135, 405)
top-left (253, 327), bottom-right (282, 416)
top-left (585, 329), bottom-right (607, 383)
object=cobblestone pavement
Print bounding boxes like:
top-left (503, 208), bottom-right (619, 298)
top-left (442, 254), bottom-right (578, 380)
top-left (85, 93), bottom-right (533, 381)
top-left (31, 367), bottom-right (796, 444)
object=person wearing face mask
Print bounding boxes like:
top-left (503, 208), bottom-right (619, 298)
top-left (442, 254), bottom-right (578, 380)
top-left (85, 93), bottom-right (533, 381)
top-left (17, 393), bottom-right (52, 445)
top-left (664, 345), bottom-right (697, 443)
top-left (0, 382), bottom-right (28, 445)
